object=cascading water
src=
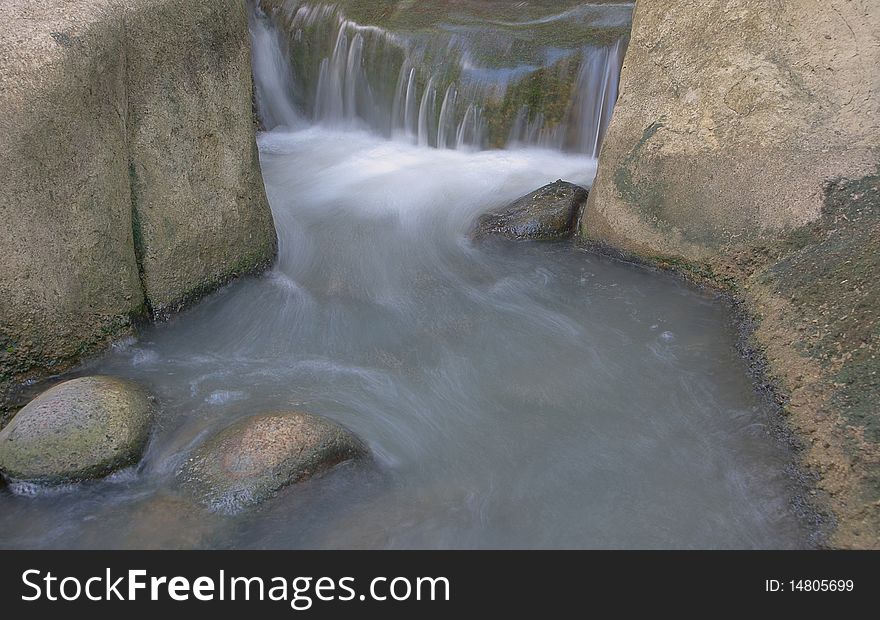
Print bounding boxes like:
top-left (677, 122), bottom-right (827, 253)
top-left (509, 40), bottom-right (622, 154)
top-left (249, 7), bottom-right (303, 129)
top-left (252, 0), bottom-right (628, 155)
top-left (0, 1), bottom-right (817, 550)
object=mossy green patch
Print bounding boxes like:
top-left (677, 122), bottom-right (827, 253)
top-left (482, 52), bottom-right (581, 148)
top-left (0, 376), bottom-right (156, 484)
top-left (612, 118), bottom-right (677, 233)
top-left (759, 169), bottom-right (880, 441)
top-left (644, 254), bottom-right (738, 290)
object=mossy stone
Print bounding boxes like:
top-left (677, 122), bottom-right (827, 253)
top-left (471, 180), bottom-right (588, 241)
top-left (0, 376), bottom-right (156, 484)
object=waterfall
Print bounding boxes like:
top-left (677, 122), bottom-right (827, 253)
top-left (456, 104), bottom-right (485, 151)
top-left (575, 40), bottom-right (623, 157)
top-left (437, 85), bottom-right (457, 150)
top-left (506, 42), bottom-right (624, 157)
top-left (417, 77), bottom-right (435, 147)
top-left (402, 67), bottom-right (417, 137)
top-left (254, 1), bottom-right (629, 155)
top-left (248, 6), bottom-right (302, 130)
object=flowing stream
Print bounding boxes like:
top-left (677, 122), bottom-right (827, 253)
top-left (0, 1), bottom-right (814, 549)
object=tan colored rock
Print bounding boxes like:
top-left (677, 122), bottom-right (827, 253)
top-left (0, 1), bottom-right (144, 396)
top-left (0, 0), bottom-right (277, 397)
top-left (181, 411), bottom-right (366, 513)
top-left (582, 0), bottom-right (879, 260)
top-left (125, 1), bottom-right (277, 316)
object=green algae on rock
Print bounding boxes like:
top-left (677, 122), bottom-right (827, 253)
top-left (181, 411), bottom-right (366, 513)
top-left (0, 376), bottom-right (156, 484)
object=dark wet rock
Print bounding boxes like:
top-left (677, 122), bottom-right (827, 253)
top-left (181, 411), bottom-right (366, 513)
top-left (0, 376), bottom-right (156, 484)
top-left (471, 180), bottom-right (588, 241)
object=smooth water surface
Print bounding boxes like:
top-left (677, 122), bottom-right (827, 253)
top-left (0, 127), bottom-right (808, 549)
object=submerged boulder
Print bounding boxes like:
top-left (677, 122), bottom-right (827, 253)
top-left (0, 376), bottom-right (156, 484)
top-left (95, 493), bottom-right (219, 550)
top-left (471, 180), bottom-right (588, 241)
top-left (181, 411), bottom-right (366, 513)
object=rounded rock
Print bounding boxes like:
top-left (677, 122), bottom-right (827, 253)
top-left (181, 411), bottom-right (366, 513)
top-left (471, 180), bottom-right (589, 241)
top-left (0, 376), bottom-right (156, 484)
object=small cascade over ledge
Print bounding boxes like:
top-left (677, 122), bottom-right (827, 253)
top-left (251, 0), bottom-right (630, 156)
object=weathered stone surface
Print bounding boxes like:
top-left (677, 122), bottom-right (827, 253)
top-left (583, 0), bottom-right (879, 261)
top-left (0, 0), bottom-right (277, 401)
top-left (0, 376), bottom-right (156, 483)
top-left (181, 411), bottom-right (366, 513)
top-left (0, 1), bottom-right (144, 402)
top-left (472, 180), bottom-right (588, 241)
top-left (125, 1), bottom-right (277, 316)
